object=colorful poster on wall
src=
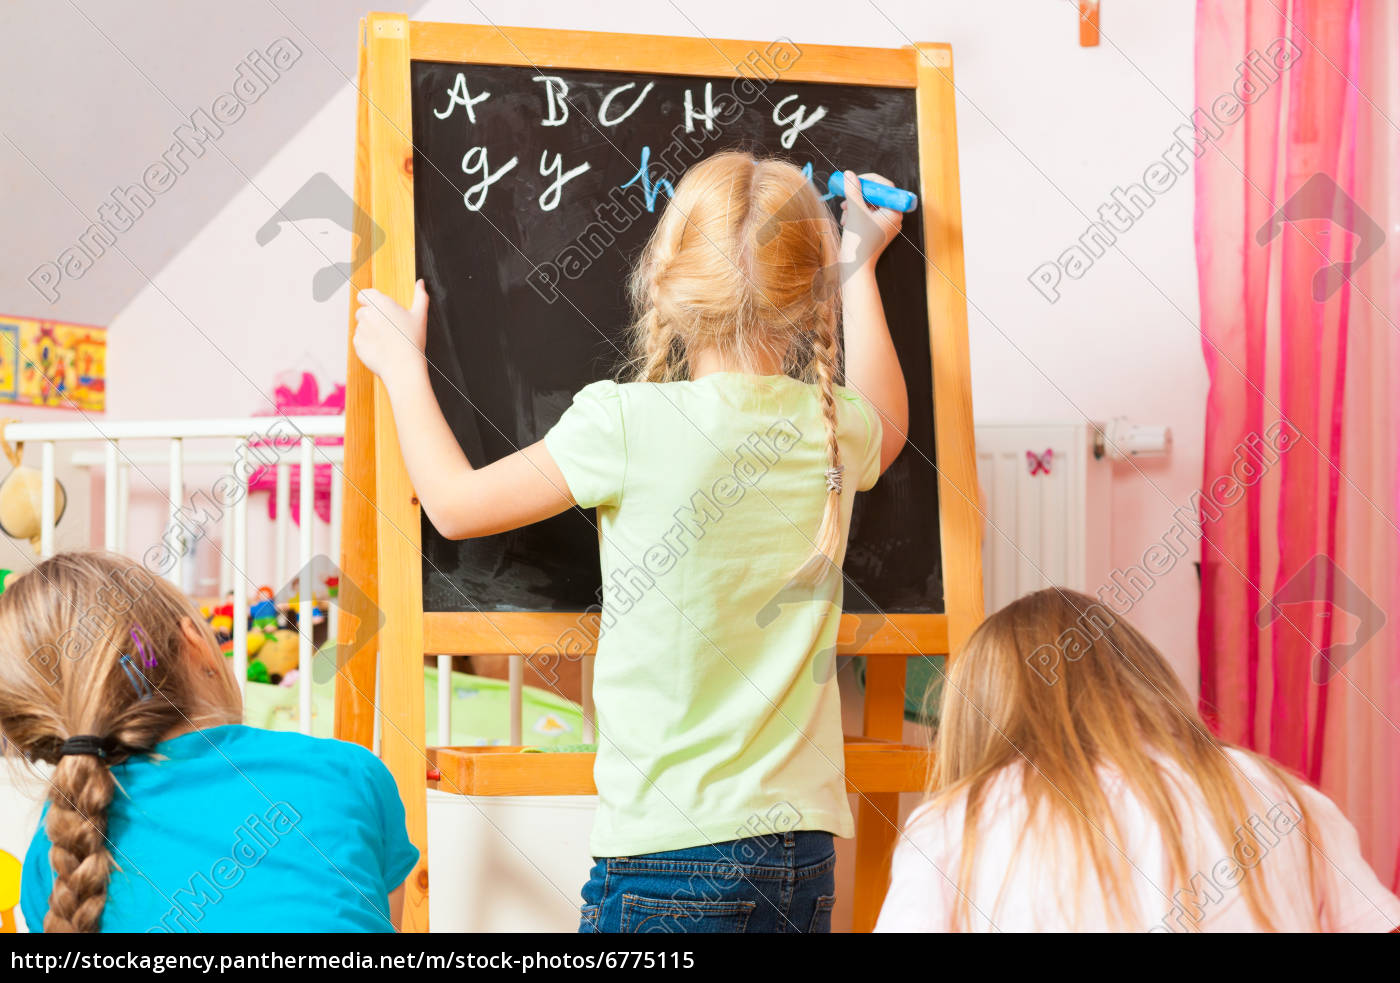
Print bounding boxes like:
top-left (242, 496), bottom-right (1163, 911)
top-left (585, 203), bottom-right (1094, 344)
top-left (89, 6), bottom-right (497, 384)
top-left (0, 314), bottom-right (106, 411)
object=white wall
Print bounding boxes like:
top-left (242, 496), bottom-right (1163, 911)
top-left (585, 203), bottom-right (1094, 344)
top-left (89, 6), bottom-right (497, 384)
top-left (936, 1), bottom-right (1205, 692)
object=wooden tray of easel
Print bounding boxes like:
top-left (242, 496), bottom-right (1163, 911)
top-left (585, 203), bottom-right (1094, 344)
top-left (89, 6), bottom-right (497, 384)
top-left (429, 737), bottom-right (932, 797)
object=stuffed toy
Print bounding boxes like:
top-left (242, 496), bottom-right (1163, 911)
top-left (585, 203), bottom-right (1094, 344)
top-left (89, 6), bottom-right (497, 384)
top-left (0, 424), bottom-right (66, 553)
top-left (251, 628), bottom-right (301, 683)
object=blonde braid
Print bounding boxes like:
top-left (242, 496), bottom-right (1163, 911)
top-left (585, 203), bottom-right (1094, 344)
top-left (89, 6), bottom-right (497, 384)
top-left (635, 307), bottom-right (677, 383)
top-left (0, 551), bottom-right (243, 935)
top-left (792, 326), bottom-right (845, 584)
top-left (43, 756), bottom-right (116, 932)
top-left (628, 211), bottom-right (689, 383)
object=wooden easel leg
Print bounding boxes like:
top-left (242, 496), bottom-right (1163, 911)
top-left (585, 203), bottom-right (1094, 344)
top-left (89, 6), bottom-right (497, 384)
top-left (365, 11), bottom-right (429, 933)
top-left (853, 792), bottom-right (900, 932)
top-left (851, 656), bottom-right (907, 932)
top-left (334, 19), bottom-right (379, 751)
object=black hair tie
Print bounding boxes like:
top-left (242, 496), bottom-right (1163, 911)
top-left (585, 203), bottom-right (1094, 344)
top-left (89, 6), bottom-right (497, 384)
top-left (57, 735), bottom-right (113, 760)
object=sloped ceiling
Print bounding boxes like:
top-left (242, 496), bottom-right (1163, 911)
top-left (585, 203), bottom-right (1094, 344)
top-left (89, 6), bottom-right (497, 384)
top-left (0, 0), bottom-right (426, 326)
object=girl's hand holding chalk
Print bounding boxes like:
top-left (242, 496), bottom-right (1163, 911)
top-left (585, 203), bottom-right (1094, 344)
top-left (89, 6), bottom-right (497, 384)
top-left (838, 171), bottom-right (903, 271)
top-left (827, 171), bottom-right (919, 213)
top-left (354, 279), bottom-right (431, 385)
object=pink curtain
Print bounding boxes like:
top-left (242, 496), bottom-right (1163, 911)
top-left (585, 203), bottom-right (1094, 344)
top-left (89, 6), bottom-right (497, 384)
top-left (1196, 0), bottom-right (1400, 888)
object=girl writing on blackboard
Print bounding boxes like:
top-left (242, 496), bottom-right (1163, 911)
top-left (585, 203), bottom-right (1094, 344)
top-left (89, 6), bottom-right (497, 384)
top-left (875, 589), bottom-right (1400, 932)
top-left (354, 152), bottom-right (907, 934)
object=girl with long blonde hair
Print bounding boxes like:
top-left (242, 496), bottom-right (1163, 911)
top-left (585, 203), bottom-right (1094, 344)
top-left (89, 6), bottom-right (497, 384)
top-left (0, 552), bottom-right (418, 932)
top-left (354, 152), bottom-right (908, 932)
top-left (876, 588), bottom-right (1400, 932)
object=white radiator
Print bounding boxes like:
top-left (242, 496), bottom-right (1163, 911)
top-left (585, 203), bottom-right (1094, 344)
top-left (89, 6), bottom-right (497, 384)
top-left (974, 421), bottom-right (1113, 613)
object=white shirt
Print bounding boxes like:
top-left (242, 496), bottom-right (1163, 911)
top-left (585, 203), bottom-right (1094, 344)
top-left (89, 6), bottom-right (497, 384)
top-left (875, 750), bottom-right (1400, 932)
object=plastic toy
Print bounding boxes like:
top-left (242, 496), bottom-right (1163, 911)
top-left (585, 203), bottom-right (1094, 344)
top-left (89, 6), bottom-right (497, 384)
top-left (219, 631), bottom-right (267, 660)
top-left (250, 591), bottom-right (280, 632)
top-left (209, 594), bottom-right (235, 639)
top-left (0, 847), bottom-right (19, 933)
top-left (284, 595), bottom-right (327, 629)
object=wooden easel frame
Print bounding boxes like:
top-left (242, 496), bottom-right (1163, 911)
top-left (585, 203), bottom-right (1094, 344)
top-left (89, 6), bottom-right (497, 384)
top-left (336, 13), bottom-right (983, 934)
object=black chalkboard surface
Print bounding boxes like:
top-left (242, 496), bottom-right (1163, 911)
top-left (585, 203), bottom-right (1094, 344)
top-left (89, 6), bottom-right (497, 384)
top-left (412, 60), bottom-right (943, 615)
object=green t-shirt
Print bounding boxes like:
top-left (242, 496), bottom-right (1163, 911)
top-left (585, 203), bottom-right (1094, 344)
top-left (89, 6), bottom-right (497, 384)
top-left (544, 373), bottom-right (881, 856)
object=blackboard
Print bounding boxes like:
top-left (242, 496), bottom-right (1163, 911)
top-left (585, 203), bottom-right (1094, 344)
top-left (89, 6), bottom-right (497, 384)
top-left (411, 60), bottom-right (943, 615)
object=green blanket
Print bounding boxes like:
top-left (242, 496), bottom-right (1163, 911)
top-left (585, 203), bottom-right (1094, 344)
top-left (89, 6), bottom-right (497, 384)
top-left (240, 662), bottom-right (584, 746)
top-left (855, 654), bottom-right (946, 727)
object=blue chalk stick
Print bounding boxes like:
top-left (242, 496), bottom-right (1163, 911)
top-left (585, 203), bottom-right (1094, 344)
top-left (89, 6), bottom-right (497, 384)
top-left (826, 172), bottom-right (918, 212)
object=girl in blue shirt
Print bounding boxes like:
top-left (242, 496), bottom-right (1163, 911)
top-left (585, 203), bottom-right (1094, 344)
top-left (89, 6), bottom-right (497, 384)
top-left (0, 551), bottom-right (418, 933)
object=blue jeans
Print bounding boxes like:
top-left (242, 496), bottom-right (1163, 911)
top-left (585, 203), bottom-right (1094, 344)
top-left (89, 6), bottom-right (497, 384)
top-left (578, 831), bottom-right (836, 934)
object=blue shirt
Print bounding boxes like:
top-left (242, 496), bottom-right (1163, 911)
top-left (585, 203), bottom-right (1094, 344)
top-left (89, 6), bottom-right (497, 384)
top-left (21, 725), bottom-right (418, 933)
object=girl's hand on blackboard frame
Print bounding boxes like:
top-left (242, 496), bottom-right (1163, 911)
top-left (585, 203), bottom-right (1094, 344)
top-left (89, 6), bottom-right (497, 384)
top-left (349, 277), bottom-right (578, 541)
top-left (353, 280), bottom-right (430, 386)
top-left (838, 171), bottom-right (903, 272)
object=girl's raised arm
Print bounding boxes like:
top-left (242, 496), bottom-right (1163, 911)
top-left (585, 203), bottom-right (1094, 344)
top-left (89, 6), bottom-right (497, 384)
top-left (838, 171), bottom-right (909, 474)
top-left (352, 281), bottom-right (576, 540)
